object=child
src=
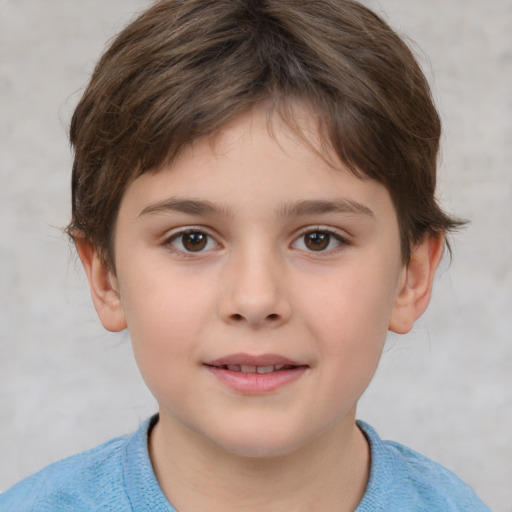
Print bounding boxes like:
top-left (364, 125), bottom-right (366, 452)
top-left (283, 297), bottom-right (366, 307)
top-left (0, 0), bottom-right (492, 510)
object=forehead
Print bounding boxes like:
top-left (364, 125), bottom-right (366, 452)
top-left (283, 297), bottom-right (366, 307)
top-left (119, 104), bottom-right (398, 231)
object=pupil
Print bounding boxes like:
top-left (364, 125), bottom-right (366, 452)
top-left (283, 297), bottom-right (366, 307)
top-left (306, 232), bottom-right (329, 251)
top-left (183, 232), bottom-right (207, 251)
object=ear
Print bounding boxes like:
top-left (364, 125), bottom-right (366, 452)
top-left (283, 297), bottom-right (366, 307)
top-left (388, 235), bottom-right (444, 334)
top-left (76, 240), bottom-right (127, 332)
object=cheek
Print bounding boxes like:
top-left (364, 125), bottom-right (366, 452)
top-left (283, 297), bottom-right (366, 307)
top-left (305, 281), bottom-right (392, 414)
top-left (301, 268), bottom-right (398, 336)
top-left (297, 263), bottom-right (400, 374)
top-left (117, 265), bottom-right (214, 382)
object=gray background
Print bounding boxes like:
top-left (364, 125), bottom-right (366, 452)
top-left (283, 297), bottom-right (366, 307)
top-left (0, 1), bottom-right (511, 510)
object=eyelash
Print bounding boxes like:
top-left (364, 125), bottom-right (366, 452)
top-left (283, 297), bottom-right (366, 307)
top-left (164, 227), bottom-right (220, 256)
top-left (292, 227), bottom-right (350, 253)
top-left (163, 226), bottom-right (350, 256)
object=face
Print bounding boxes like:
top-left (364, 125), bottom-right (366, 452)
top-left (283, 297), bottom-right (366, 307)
top-left (108, 105), bottom-right (408, 458)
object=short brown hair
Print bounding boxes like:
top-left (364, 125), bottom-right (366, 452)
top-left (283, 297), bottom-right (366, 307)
top-left (67, 0), bottom-right (463, 269)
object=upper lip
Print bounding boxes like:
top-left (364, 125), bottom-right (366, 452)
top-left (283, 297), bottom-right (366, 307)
top-left (205, 353), bottom-right (307, 367)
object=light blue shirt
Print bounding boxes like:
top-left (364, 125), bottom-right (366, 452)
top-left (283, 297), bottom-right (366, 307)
top-left (0, 415), bottom-right (492, 511)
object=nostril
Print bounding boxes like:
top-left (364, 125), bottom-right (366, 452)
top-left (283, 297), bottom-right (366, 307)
top-left (229, 313), bottom-right (280, 323)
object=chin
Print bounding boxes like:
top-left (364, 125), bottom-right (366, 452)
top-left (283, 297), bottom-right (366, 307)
top-left (222, 441), bottom-right (298, 459)
top-left (211, 426), bottom-right (308, 460)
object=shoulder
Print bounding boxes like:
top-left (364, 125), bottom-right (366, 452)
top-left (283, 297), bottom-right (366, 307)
top-left (0, 428), bottom-right (137, 512)
top-left (356, 421), bottom-right (492, 512)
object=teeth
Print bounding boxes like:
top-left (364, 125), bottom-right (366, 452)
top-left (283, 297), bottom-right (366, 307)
top-left (222, 364), bottom-right (295, 373)
top-left (256, 365), bottom-right (275, 374)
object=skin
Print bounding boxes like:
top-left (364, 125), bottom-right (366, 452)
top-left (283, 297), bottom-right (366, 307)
top-left (78, 104), bottom-right (443, 511)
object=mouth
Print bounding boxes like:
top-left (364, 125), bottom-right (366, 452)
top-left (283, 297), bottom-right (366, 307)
top-left (204, 354), bottom-right (309, 394)
top-left (206, 363), bottom-right (301, 374)
top-left (204, 353), bottom-right (308, 372)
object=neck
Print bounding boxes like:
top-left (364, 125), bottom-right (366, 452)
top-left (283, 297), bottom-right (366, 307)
top-left (149, 411), bottom-right (370, 512)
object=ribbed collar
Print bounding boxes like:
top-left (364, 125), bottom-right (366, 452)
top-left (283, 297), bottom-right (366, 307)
top-left (121, 416), bottom-right (389, 511)
top-left (354, 420), bottom-right (395, 511)
top-left (123, 415), bottom-right (177, 512)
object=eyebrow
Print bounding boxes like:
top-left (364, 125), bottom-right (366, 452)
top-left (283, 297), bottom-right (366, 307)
top-left (139, 197), bottom-right (374, 219)
top-left (278, 199), bottom-right (374, 218)
top-left (139, 198), bottom-right (233, 217)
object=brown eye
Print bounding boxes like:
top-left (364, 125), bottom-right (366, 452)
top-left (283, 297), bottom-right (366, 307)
top-left (169, 230), bottom-right (218, 253)
top-left (182, 232), bottom-right (207, 251)
top-left (304, 232), bottom-right (331, 251)
top-left (292, 229), bottom-right (347, 253)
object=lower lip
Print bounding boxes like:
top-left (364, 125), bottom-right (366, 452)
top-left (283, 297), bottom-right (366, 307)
top-left (205, 366), bottom-right (308, 394)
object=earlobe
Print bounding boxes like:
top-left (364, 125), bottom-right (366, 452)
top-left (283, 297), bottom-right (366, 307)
top-left (388, 235), bottom-right (444, 334)
top-left (76, 240), bottom-right (127, 332)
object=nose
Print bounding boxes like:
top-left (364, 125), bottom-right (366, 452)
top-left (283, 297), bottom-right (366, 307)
top-left (218, 246), bottom-right (292, 329)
